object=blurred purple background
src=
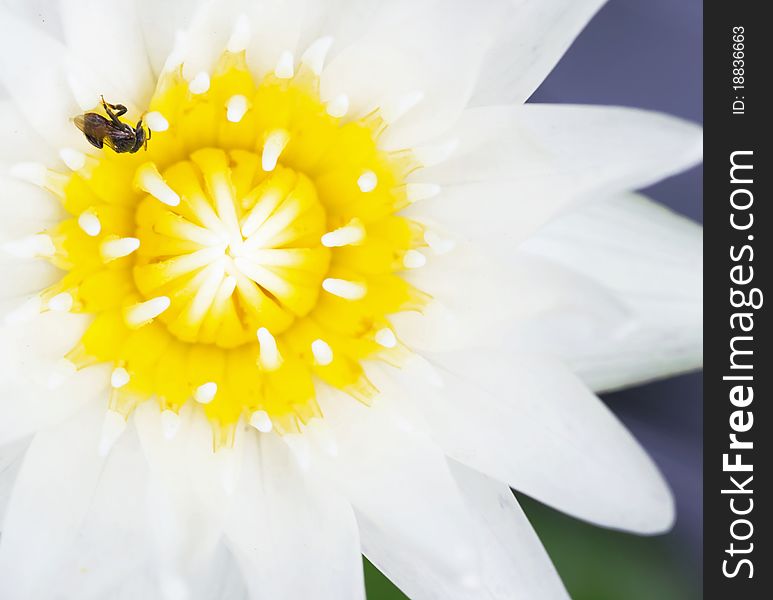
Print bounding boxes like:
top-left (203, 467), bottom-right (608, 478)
top-left (528, 0), bottom-right (703, 594)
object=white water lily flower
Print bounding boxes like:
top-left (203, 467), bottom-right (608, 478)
top-left (0, 0), bottom-right (701, 598)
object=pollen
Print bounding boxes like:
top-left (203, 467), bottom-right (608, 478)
top-left (31, 46), bottom-right (430, 444)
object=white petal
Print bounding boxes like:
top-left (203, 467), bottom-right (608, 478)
top-left (450, 462), bottom-right (569, 599)
top-left (413, 106), bottom-right (701, 257)
top-left (321, 0), bottom-right (510, 149)
top-left (0, 313), bottom-right (109, 446)
top-left (521, 194), bottom-right (702, 391)
top-left (0, 401), bottom-right (107, 598)
top-left (0, 100), bottom-right (59, 165)
top-left (135, 0), bottom-right (207, 75)
top-left (363, 460), bottom-right (569, 599)
top-left (392, 243), bottom-right (596, 353)
top-left (59, 0), bottom-right (155, 105)
top-left (395, 353), bottom-right (675, 534)
top-left (315, 383), bottom-right (482, 583)
top-left (134, 403), bottom-right (225, 580)
top-left (0, 437), bottom-right (29, 523)
top-left (470, 0), bottom-right (607, 104)
top-left (224, 432), bottom-right (365, 599)
top-left (42, 426), bottom-right (153, 599)
top-left (0, 9), bottom-right (90, 149)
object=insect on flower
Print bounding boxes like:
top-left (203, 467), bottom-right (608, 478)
top-left (73, 95), bottom-right (150, 153)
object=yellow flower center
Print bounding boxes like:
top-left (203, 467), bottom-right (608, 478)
top-left (35, 49), bottom-right (429, 444)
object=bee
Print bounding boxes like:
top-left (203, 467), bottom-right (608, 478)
top-left (74, 96), bottom-right (151, 154)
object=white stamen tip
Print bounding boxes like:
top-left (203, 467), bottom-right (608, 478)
top-left (326, 94), bottom-right (349, 118)
top-left (78, 211), bottom-right (102, 237)
top-left (98, 410), bottom-right (127, 457)
top-left (274, 51), bottom-right (295, 79)
top-left (136, 163), bottom-right (180, 206)
top-left (256, 327), bottom-right (282, 371)
top-left (311, 339), bottom-right (334, 366)
top-left (124, 296), bottom-right (171, 328)
top-left (249, 410), bottom-right (273, 433)
top-left (382, 90), bottom-right (424, 123)
top-left (111, 367), bottom-right (130, 389)
top-left (375, 327), bottom-right (397, 348)
top-left (47, 358), bottom-right (77, 390)
top-left (59, 148), bottom-right (87, 171)
top-left (4, 296), bottom-right (43, 325)
top-left (322, 278), bottom-right (367, 301)
top-left (424, 230), bottom-right (457, 255)
top-left (101, 237), bottom-right (140, 262)
top-left (145, 111), bottom-right (169, 132)
top-left (227, 15), bottom-right (251, 53)
top-left (160, 410), bottom-right (181, 440)
top-left (194, 381), bottom-right (218, 404)
top-left (188, 71), bottom-right (210, 94)
top-left (301, 36), bottom-right (334, 75)
top-left (3, 234), bottom-right (56, 259)
top-left (226, 94), bottom-right (249, 123)
top-left (48, 292), bottom-right (74, 312)
top-left (262, 130), bottom-right (289, 172)
top-left (405, 183), bottom-right (441, 203)
top-left (10, 162), bottom-right (48, 186)
top-left (403, 249), bottom-right (426, 269)
top-left (321, 220), bottom-right (365, 247)
top-left (414, 139), bottom-right (459, 167)
top-left (357, 170), bottom-right (378, 193)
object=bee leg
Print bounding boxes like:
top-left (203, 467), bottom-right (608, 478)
top-left (100, 96), bottom-right (128, 124)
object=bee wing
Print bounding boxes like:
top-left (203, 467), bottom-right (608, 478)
top-left (73, 113), bottom-right (112, 149)
top-left (73, 113), bottom-right (109, 136)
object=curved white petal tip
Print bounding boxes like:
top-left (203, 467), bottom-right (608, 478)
top-left (47, 358), bottom-right (77, 390)
top-left (4, 296), bottom-right (43, 325)
top-left (9, 162), bottom-right (48, 186)
top-left (406, 183), bottom-right (441, 203)
top-left (381, 90), bottom-right (424, 124)
top-left (3, 234), bottom-right (56, 258)
top-left (227, 15), bottom-right (251, 53)
top-left (301, 36), bottom-right (334, 75)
